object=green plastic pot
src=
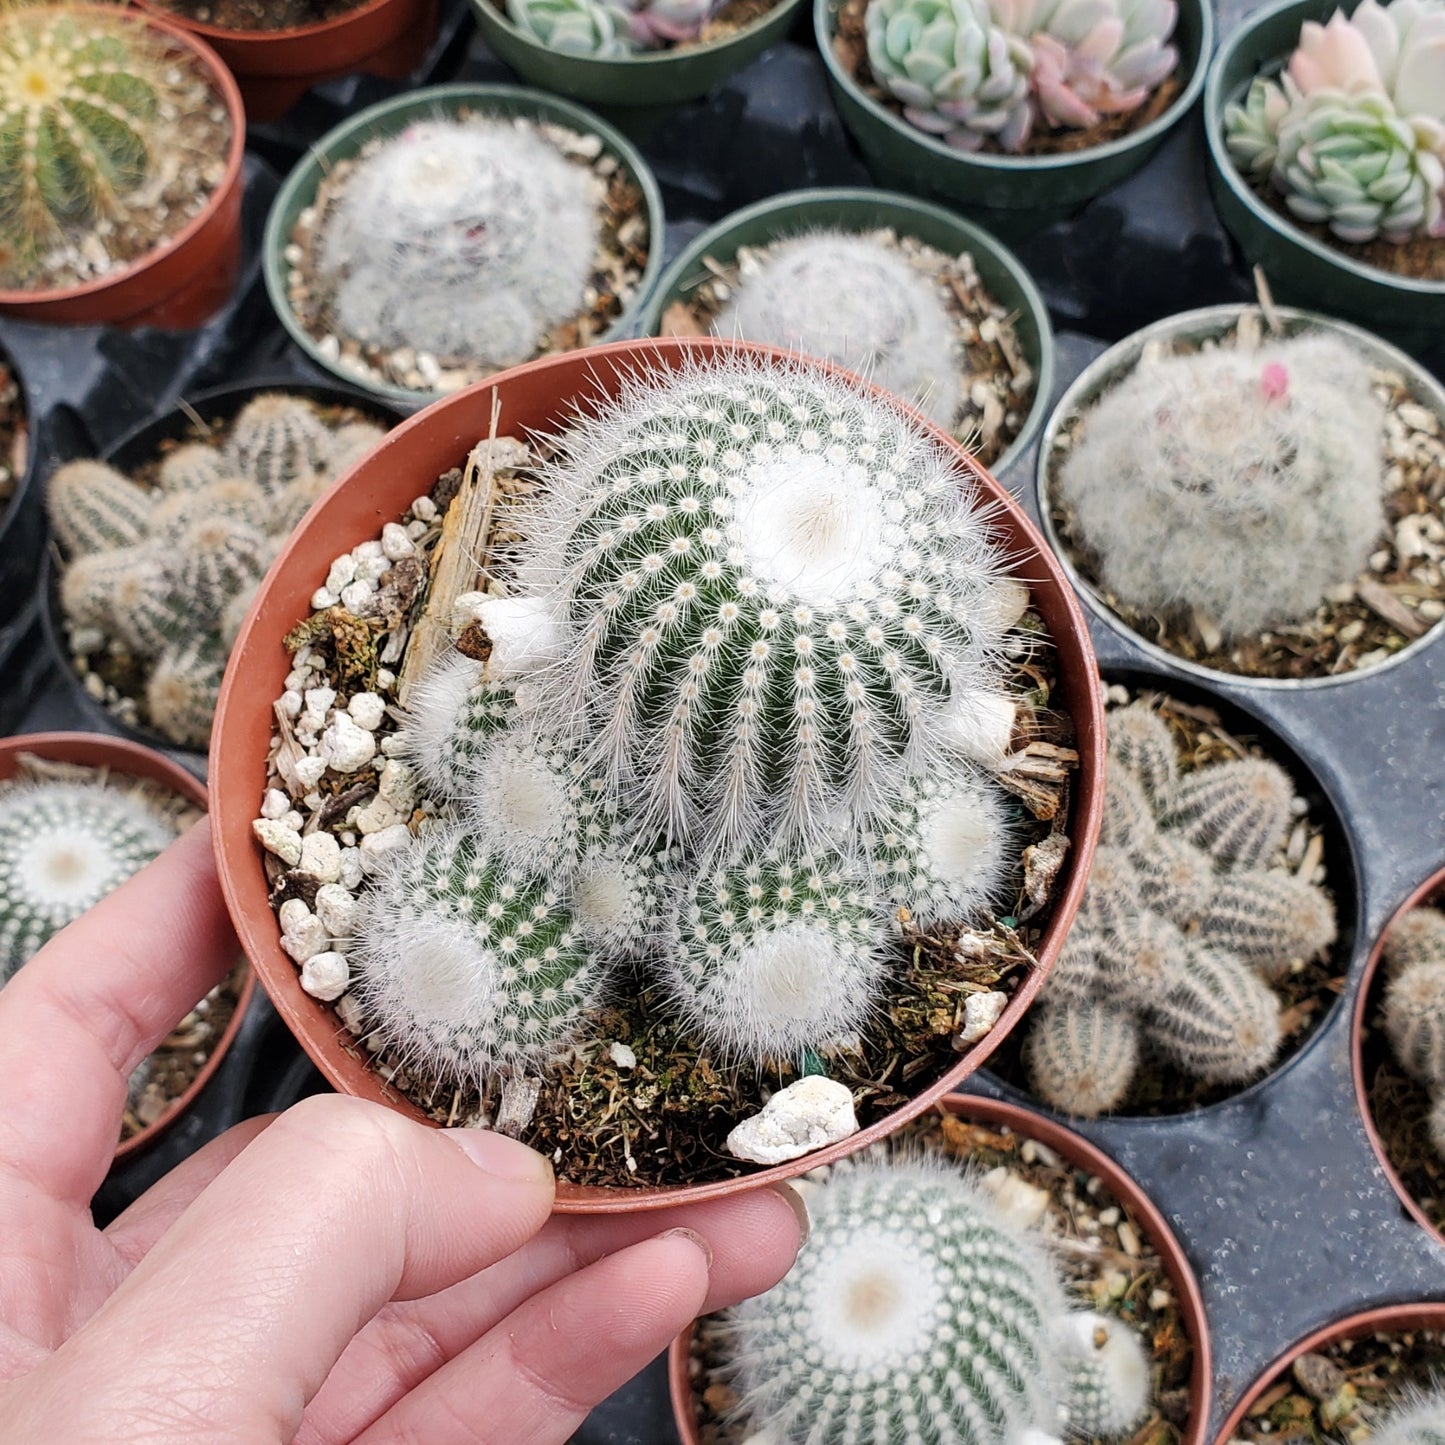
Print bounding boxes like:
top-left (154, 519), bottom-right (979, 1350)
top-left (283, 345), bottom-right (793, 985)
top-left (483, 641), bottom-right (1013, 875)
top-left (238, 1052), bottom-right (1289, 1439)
top-left (1204, 0), bottom-right (1445, 354)
top-left (638, 186), bottom-right (1055, 477)
top-left (814, 0), bottom-right (1212, 235)
top-left (262, 84), bottom-right (667, 409)
top-left (468, 0), bottom-right (806, 108)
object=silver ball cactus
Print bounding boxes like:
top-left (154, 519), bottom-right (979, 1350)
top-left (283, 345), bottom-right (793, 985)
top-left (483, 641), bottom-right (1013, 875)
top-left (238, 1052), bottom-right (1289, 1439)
top-left (1060, 1310), bottom-right (1152, 1438)
top-left (316, 118), bottom-right (601, 370)
top-left (712, 231), bottom-right (961, 428)
top-left (1382, 907), bottom-right (1445, 1149)
top-left (0, 780), bottom-right (175, 982)
top-left (1057, 332), bottom-right (1388, 638)
top-left (1368, 1388), bottom-right (1445, 1445)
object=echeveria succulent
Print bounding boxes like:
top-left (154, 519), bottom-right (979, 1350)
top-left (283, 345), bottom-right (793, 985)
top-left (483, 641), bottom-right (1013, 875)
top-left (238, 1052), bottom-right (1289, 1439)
top-left (510, 0), bottom-right (636, 54)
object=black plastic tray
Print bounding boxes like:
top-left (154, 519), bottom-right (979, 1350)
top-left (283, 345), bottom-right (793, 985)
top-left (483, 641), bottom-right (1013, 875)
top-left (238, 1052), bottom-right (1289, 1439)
top-left (4, 2), bottom-right (1445, 1439)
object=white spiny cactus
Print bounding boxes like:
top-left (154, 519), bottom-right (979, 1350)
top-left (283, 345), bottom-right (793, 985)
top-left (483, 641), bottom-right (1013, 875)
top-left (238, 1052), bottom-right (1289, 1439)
top-left (494, 354), bottom-right (1022, 858)
top-left (0, 780), bottom-right (175, 981)
top-left (1385, 905), bottom-right (1445, 976)
top-left (326, 419), bottom-right (388, 475)
top-left (1368, 1389), bottom-right (1445, 1445)
top-left (1104, 702), bottom-right (1176, 804)
top-left (317, 118), bottom-right (601, 370)
top-left (1130, 831), bottom-right (1214, 928)
top-left (1095, 906), bottom-right (1183, 1010)
top-left (1059, 1311), bottom-right (1152, 1439)
top-left (395, 650), bottom-right (520, 800)
top-left (150, 479), bottom-right (271, 543)
top-left (1162, 757), bottom-right (1294, 871)
top-left (1024, 998), bottom-right (1140, 1118)
top-left (1384, 958), bottom-right (1445, 1088)
top-left (156, 441), bottom-right (236, 495)
top-left (713, 231), bottom-right (961, 428)
top-left (1100, 763), bottom-right (1155, 852)
top-left (1047, 930), bottom-right (1106, 1005)
top-left (1200, 868), bottom-right (1337, 976)
top-left (146, 636), bottom-right (226, 749)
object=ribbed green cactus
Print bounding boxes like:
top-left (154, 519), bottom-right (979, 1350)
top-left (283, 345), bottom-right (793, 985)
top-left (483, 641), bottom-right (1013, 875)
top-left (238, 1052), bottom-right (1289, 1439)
top-left (354, 823), bottom-right (607, 1079)
top-left (1199, 868), bottom-right (1337, 976)
top-left (151, 480), bottom-right (271, 544)
top-left (47, 461), bottom-right (153, 555)
top-left (326, 419), bottom-right (388, 476)
top-left (224, 394), bottom-right (335, 495)
top-left (156, 443), bottom-right (236, 496)
top-left (1163, 758), bottom-right (1295, 871)
top-left (1047, 930), bottom-right (1105, 1004)
top-left (60, 547), bottom-right (143, 633)
top-left (110, 551), bottom-right (190, 659)
top-left (1384, 958), bottom-right (1445, 1087)
top-left (1131, 832), bottom-right (1214, 927)
top-left (1101, 763), bottom-right (1155, 851)
top-left (146, 636), bottom-right (226, 750)
top-left (1024, 999), bottom-right (1140, 1118)
top-left (1077, 845), bottom-right (1143, 936)
top-left (1105, 701), bottom-right (1176, 803)
top-left (1096, 906), bottom-right (1182, 1008)
top-left (0, 779), bottom-right (175, 982)
top-left (397, 651), bottom-right (519, 800)
top-left (1386, 905), bottom-right (1445, 975)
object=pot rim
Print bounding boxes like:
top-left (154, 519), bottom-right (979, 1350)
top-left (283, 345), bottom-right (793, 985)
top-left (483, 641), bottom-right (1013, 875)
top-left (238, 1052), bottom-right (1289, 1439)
top-left (0, 5), bottom-right (246, 311)
top-left (666, 1090), bottom-right (1214, 1445)
top-left (1035, 301), bottom-right (1445, 692)
top-left (637, 184), bottom-right (1056, 477)
top-left (260, 81), bottom-right (669, 409)
top-left (0, 730), bottom-right (255, 1161)
top-left (132, 0), bottom-right (412, 44)
top-left (1202, 0), bottom-right (1445, 301)
top-left (812, 0), bottom-right (1213, 175)
top-left (209, 333), bottom-right (1104, 1212)
top-left (1351, 863), bottom-right (1445, 1253)
top-left (1212, 1302), bottom-right (1445, 1443)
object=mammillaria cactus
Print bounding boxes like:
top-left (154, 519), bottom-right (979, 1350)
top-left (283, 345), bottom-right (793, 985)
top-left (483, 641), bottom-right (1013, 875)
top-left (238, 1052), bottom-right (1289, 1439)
top-left (1223, 0), bottom-right (1445, 244)
top-left (1382, 905), bottom-right (1445, 1157)
top-left (1023, 699), bottom-right (1336, 1117)
top-left (47, 461), bottom-right (153, 556)
top-left (717, 1155), bottom-right (1150, 1444)
top-left (1059, 1310), bottom-right (1153, 1438)
top-left (1056, 332), bottom-right (1387, 638)
top-left (315, 119), bottom-right (601, 370)
top-left (712, 231), bottom-right (961, 427)
top-left (0, 780), bottom-right (175, 982)
top-left (1368, 1390), bottom-right (1445, 1445)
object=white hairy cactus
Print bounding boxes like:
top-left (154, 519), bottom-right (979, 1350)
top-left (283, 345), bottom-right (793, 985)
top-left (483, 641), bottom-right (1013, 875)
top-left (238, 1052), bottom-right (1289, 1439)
top-left (1384, 956), bottom-right (1445, 1087)
top-left (156, 442), bottom-right (237, 495)
top-left (0, 780), bottom-right (175, 981)
top-left (395, 650), bottom-right (519, 799)
top-left (1024, 999), bottom-right (1140, 1118)
top-left (1368, 1388), bottom-right (1445, 1445)
top-left (712, 231), bottom-right (961, 428)
top-left (1060, 1311), bottom-right (1152, 1439)
top-left (1385, 905), bottom-right (1445, 976)
top-left (1058, 332), bottom-right (1388, 637)
top-left (317, 118), bottom-right (601, 369)
top-left (496, 353), bottom-right (1023, 858)
top-left (47, 460), bottom-right (153, 554)
top-left (1162, 758), bottom-right (1295, 871)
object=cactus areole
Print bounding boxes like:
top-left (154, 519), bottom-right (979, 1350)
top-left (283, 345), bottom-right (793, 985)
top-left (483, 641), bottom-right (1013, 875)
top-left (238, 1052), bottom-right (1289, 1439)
top-left (211, 337), bottom-right (1104, 1209)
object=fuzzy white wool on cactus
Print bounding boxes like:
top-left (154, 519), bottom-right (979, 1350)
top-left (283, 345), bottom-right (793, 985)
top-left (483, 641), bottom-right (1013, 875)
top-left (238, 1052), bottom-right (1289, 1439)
top-left (396, 650), bottom-right (516, 800)
top-left (1058, 1310), bottom-right (1152, 1438)
top-left (474, 594), bottom-right (567, 679)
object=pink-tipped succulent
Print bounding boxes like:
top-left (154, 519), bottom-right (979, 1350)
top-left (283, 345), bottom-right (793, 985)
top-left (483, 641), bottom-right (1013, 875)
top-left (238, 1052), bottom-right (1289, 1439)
top-left (619, 0), bottom-right (724, 44)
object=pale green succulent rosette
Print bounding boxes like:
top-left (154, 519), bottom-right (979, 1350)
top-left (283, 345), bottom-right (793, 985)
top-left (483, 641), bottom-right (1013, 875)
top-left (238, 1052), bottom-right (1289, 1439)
top-left (509, 0), bottom-right (638, 55)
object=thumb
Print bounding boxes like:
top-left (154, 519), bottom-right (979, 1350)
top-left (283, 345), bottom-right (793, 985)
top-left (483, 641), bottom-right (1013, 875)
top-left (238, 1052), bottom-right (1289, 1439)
top-left (11, 1094), bottom-right (555, 1443)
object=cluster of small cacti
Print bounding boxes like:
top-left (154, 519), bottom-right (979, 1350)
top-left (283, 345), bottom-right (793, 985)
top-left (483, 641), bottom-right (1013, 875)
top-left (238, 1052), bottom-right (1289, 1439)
top-left (863, 0), bottom-right (1179, 153)
top-left (1056, 330), bottom-right (1388, 639)
top-left (1023, 699), bottom-right (1337, 1117)
top-left (510, 0), bottom-right (730, 55)
top-left (352, 353), bottom-right (1032, 1086)
top-left (0, 7), bottom-right (194, 286)
top-left (715, 1153), bottom-right (1152, 1445)
top-left (1382, 904), bottom-right (1445, 1158)
top-left (712, 230), bottom-right (961, 428)
top-left (0, 776), bottom-right (177, 983)
top-left (315, 117), bottom-right (603, 370)
top-left (1224, 0), bottom-right (1445, 245)
top-left (50, 395), bottom-right (388, 749)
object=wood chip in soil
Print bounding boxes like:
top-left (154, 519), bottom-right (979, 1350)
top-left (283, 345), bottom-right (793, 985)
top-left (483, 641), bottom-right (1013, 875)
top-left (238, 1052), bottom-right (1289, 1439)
top-left (988, 682), bottom-right (1347, 1117)
top-left (684, 1108), bottom-right (1195, 1445)
top-left (1227, 1325), bottom-right (1445, 1444)
top-left (0, 356), bottom-right (28, 516)
top-left (153, 0), bottom-right (367, 28)
top-left (1045, 311), bottom-right (1445, 682)
top-left (658, 226), bottom-right (1037, 470)
top-left (832, 0), bottom-right (1181, 156)
top-left (285, 114), bottom-right (651, 397)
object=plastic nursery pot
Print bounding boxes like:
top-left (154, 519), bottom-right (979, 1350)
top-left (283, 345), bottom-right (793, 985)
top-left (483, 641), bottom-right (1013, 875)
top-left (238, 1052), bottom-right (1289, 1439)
top-left (262, 83), bottom-right (668, 410)
top-left (1204, 0), bottom-right (1445, 356)
top-left (132, 0), bottom-right (440, 123)
top-left (209, 335), bottom-right (1106, 1214)
top-left (1214, 1303), bottom-right (1445, 1443)
top-left (1036, 302), bottom-right (1445, 692)
top-left (39, 378), bottom-right (404, 759)
top-left (0, 731), bottom-right (255, 1161)
top-left (637, 186), bottom-right (1056, 478)
top-left (814, 0), bottom-right (1212, 232)
top-left (668, 1092), bottom-right (1214, 1445)
top-left (0, 7), bottom-right (245, 329)
top-left (467, 0), bottom-right (806, 109)
top-left (1353, 865), bottom-right (1445, 1252)
top-left (0, 345), bottom-right (38, 636)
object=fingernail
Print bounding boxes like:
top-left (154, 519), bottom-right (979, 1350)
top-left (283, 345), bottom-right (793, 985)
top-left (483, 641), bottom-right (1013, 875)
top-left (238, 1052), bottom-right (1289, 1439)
top-left (659, 1226), bottom-right (714, 1269)
top-left (444, 1127), bottom-right (554, 1182)
top-left (768, 1182), bottom-right (811, 1248)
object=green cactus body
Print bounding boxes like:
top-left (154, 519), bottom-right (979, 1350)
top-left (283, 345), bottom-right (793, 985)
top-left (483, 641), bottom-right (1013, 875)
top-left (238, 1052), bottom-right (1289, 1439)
top-left (354, 824), bottom-right (608, 1079)
top-left (146, 636), bottom-right (226, 748)
top-left (724, 1156), bottom-right (1068, 1445)
top-left (504, 356), bottom-right (1021, 857)
top-left (398, 651), bottom-right (519, 801)
top-left (151, 480), bottom-right (271, 544)
top-left (1384, 961), bottom-right (1445, 1087)
top-left (47, 460), bottom-right (154, 556)
top-left (1199, 868), bottom-right (1337, 976)
top-left (1385, 906), bottom-right (1445, 975)
top-left (1047, 930), bottom-right (1104, 1005)
top-left (167, 515), bottom-right (267, 627)
top-left (1024, 999), bottom-right (1140, 1118)
top-left (663, 844), bottom-right (887, 1063)
top-left (0, 780), bottom-right (174, 981)
top-left (1060, 1311), bottom-right (1152, 1439)
top-left (1131, 832), bottom-right (1214, 928)
top-left (109, 550), bottom-right (191, 658)
top-left (1095, 907), bottom-right (1183, 1010)
top-left (1105, 703), bottom-right (1177, 804)
top-left (1163, 758), bottom-right (1294, 871)
top-left (224, 394), bottom-right (334, 495)
top-left (1077, 845), bottom-right (1142, 936)
top-left (156, 442), bottom-right (238, 495)
top-left (1101, 763), bottom-right (1155, 852)
top-left (60, 546), bottom-right (147, 633)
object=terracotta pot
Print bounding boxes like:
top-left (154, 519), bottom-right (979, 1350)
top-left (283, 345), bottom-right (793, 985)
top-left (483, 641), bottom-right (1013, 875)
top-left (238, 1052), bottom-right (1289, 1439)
top-left (1353, 865), bottom-right (1445, 1251)
top-left (1214, 1303), bottom-right (1445, 1443)
top-left (668, 1092), bottom-right (1214, 1445)
top-left (132, 0), bottom-right (440, 122)
top-left (210, 335), bottom-right (1105, 1213)
top-left (0, 7), bottom-right (246, 329)
top-left (0, 731), bottom-right (255, 1161)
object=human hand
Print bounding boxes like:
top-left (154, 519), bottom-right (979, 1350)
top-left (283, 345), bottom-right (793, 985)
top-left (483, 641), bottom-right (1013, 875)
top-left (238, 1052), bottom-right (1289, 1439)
top-left (0, 822), bottom-right (805, 1442)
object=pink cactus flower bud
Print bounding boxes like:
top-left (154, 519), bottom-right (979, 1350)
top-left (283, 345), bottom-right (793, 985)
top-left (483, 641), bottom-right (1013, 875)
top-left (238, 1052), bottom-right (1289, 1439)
top-left (1260, 362), bottom-right (1290, 402)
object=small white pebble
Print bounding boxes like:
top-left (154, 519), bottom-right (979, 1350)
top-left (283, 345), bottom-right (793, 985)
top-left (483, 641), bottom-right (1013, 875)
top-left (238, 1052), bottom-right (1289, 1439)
top-left (405, 519), bottom-right (427, 540)
top-left (281, 811), bottom-right (304, 833)
top-left (326, 554), bottom-right (357, 593)
top-left (321, 713), bottom-right (377, 773)
top-left (280, 914), bottom-right (328, 963)
top-left (1148, 1288), bottom-right (1170, 1311)
top-left (278, 898), bottom-right (312, 932)
top-left (280, 689), bottom-right (303, 718)
top-left (294, 755), bottom-right (327, 789)
top-left (339, 846), bottom-right (365, 889)
top-left (315, 883), bottom-right (358, 937)
top-left (335, 992), bottom-right (366, 1034)
top-left (1097, 1206), bottom-right (1121, 1227)
top-left (284, 668), bottom-right (309, 691)
top-left (348, 692), bottom-right (386, 730)
top-left (299, 830), bottom-right (342, 883)
top-left (380, 735), bottom-right (406, 757)
top-left (450, 589), bottom-right (488, 634)
top-left (378, 759), bottom-right (418, 810)
top-left (354, 540), bottom-right (384, 561)
top-left (411, 495), bottom-right (437, 522)
top-left (340, 579), bottom-right (375, 613)
top-left (608, 1041), bottom-right (637, 1070)
top-left (260, 788), bottom-right (290, 821)
top-left (360, 824), bottom-right (412, 869)
top-left (376, 668), bottom-right (396, 690)
top-left (340, 830), bottom-right (357, 847)
top-left (310, 586), bottom-right (338, 610)
top-left (356, 795), bottom-right (402, 834)
top-left (381, 522), bottom-right (415, 560)
top-left (301, 951), bottom-right (350, 1001)
top-left (304, 686), bottom-right (336, 718)
top-left (355, 555), bottom-right (389, 584)
top-left (252, 819), bottom-right (301, 866)
top-left (304, 790), bottom-right (323, 809)
top-left (726, 1076), bottom-right (858, 1164)
top-left (959, 989), bottom-right (1009, 1044)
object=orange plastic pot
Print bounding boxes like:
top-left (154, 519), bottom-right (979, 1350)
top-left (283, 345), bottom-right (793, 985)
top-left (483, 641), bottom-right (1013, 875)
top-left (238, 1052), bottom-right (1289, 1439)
top-left (669, 1093), bottom-right (1214, 1445)
top-left (132, 0), bottom-right (440, 121)
top-left (1353, 865), bottom-right (1445, 1251)
top-left (210, 336), bottom-right (1105, 1212)
top-left (0, 7), bottom-right (245, 329)
top-left (0, 732), bottom-right (255, 1161)
top-left (1213, 1303), bottom-right (1445, 1443)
